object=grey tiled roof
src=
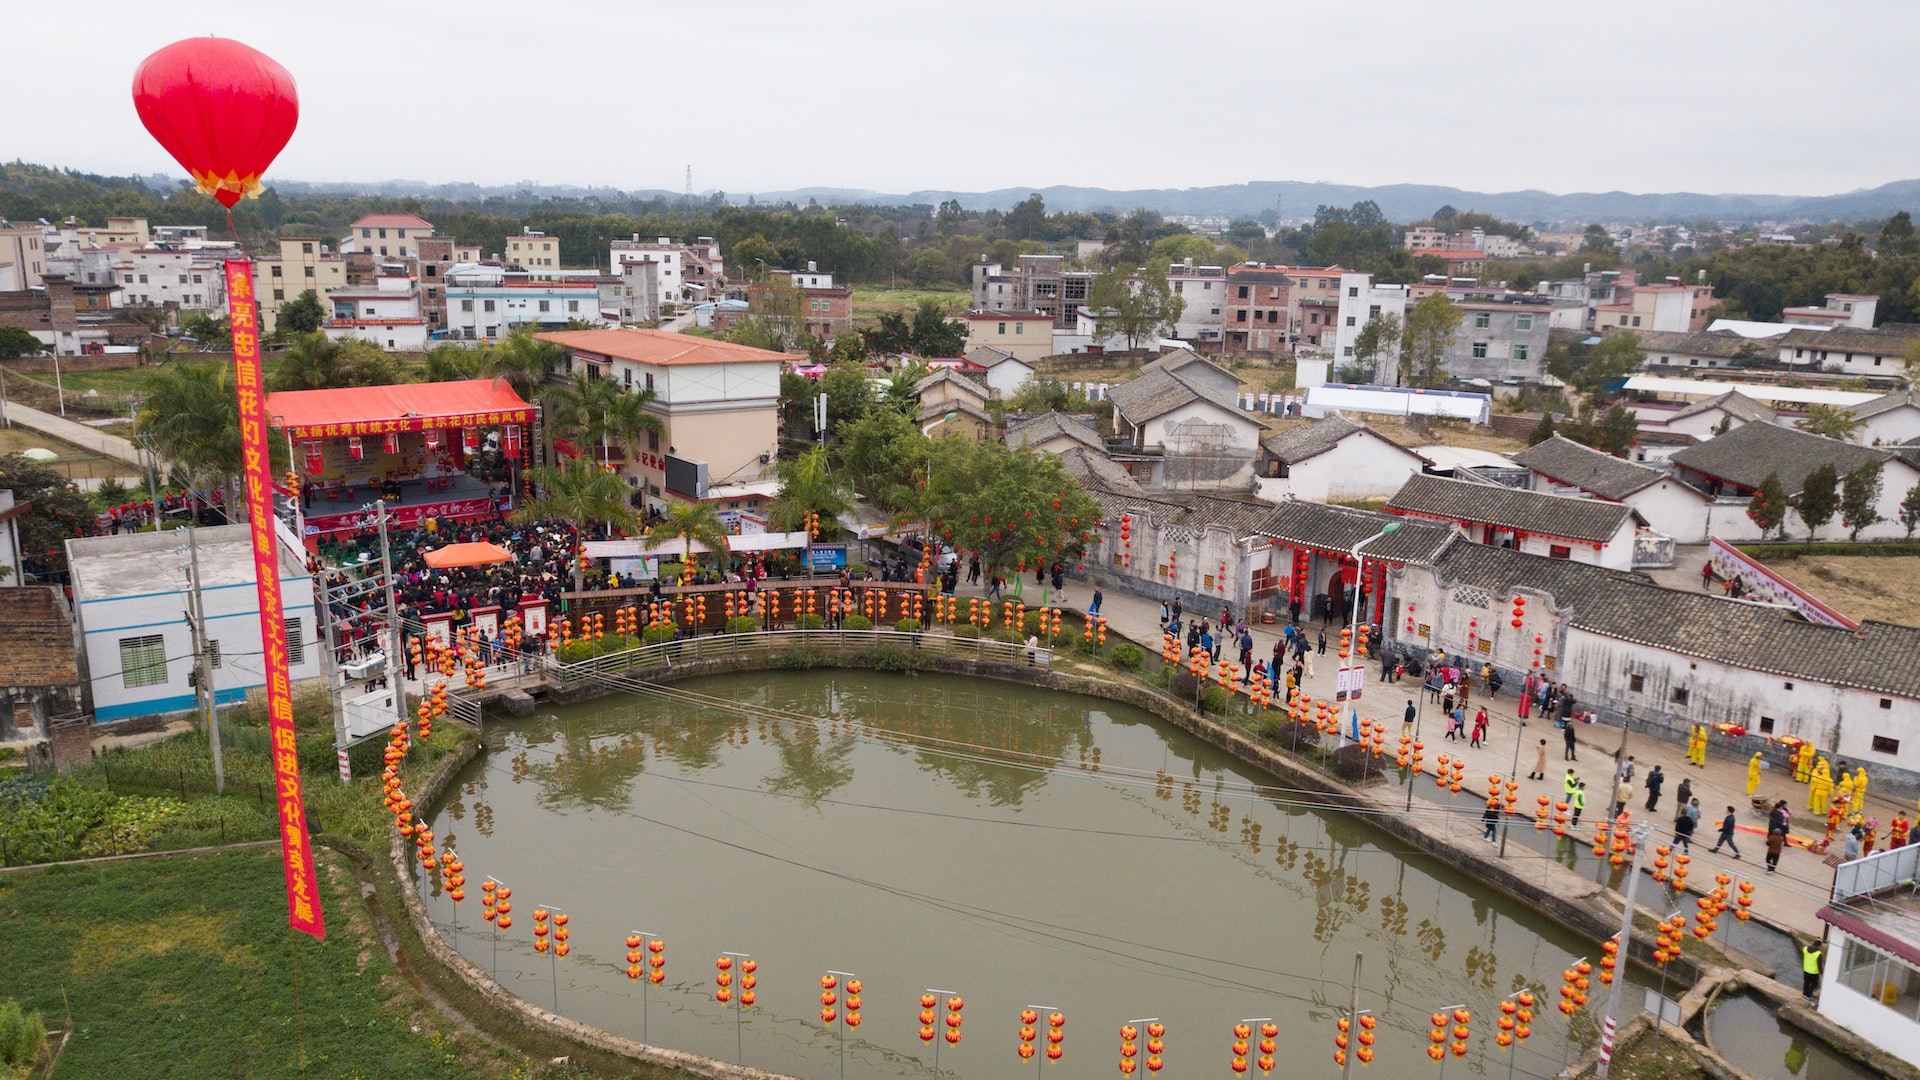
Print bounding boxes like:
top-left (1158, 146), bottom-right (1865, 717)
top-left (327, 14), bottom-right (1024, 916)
top-left (1140, 348), bottom-right (1234, 382)
top-left (1386, 473), bottom-right (1640, 543)
top-left (1057, 446), bottom-right (1146, 494)
top-left (1633, 329), bottom-right (1755, 360)
top-left (1510, 436), bottom-right (1664, 499)
top-left (1428, 542), bottom-right (1920, 700)
top-left (1259, 500), bottom-right (1454, 562)
top-left (1669, 390), bottom-right (1778, 425)
top-left (964, 345), bottom-right (1028, 370)
top-left (1261, 415), bottom-right (1424, 465)
top-left (1107, 367), bottom-right (1244, 424)
top-left (1006, 410), bottom-right (1106, 453)
top-left (1774, 326), bottom-right (1917, 356)
top-left (1667, 421), bottom-right (1892, 494)
top-left (1852, 389), bottom-right (1920, 420)
top-left (914, 368), bottom-right (989, 402)
top-left (1080, 487), bottom-right (1278, 543)
top-left (916, 399), bottom-right (993, 426)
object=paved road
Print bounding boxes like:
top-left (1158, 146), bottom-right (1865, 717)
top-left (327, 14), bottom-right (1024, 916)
top-left (949, 569), bottom-right (1886, 940)
top-left (2, 400), bottom-right (150, 471)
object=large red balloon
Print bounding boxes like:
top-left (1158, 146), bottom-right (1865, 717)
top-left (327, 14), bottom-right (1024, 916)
top-left (133, 37), bottom-right (298, 208)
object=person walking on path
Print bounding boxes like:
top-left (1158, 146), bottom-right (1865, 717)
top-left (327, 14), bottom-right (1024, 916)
top-left (1531, 739), bottom-right (1548, 781)
top-left (1089, 589), bottom-right (1103, 617)
top-left (987, 574), bottom-right (1003, 599)
top-left (1482, 800), bottom-right (1501, 843)
top-left (1766, 800), bottom-right (1791, 873)
top-left (1171, 597), bottom-right (1182, 626)
top-left (1644, 765), bottom-right (1665, 812)
top-left (1802, 941), bottom-right (1824, 1000)
top-left (1673, 798), bottom-right (1701, 852)
top-left (1470, 708), bottom-right (1488, 748)
top-left (1675, 778), bottom-right (1693, 814)
top-left (1563, 768), bottom-right (1579, 800)
top-left (1613, 778), bottom-right (1634, 818)
top-left (1404, 700), bottom-right (1417, 736)
top-left (1238, 629), bottom-right (1254, 682)
top-left (1709, 806), bottom-right (1742, 858)
top-left (1571, 782), bottom-right (1588, 827)
top-left (1316, 630), bottom-right (1327, 656)
top-left (1563, 721), bottom-right (1578, 761)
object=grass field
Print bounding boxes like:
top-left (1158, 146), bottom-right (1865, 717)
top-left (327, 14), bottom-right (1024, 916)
top-left (0, 847), bottom-right (554, 1080)
top-left (0, 428), bottom-right (139, 482)
top-left (848, 285), bottom-right (969, 325)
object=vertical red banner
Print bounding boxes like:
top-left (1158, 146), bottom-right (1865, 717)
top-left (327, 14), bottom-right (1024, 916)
top-left (225, 259), bottom-right (326, 940)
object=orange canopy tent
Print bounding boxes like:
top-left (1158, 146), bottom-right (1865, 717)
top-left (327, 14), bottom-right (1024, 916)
top-left (422, 541), bottom-right (514, 569)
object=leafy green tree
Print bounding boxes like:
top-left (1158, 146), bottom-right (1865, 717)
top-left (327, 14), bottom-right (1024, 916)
top-left (1840, 461), bottom-right (1884, 540)
top-left (834, 408), bottom-right (923, 505)
top-left (276, 290), bottom-right (326, 335)
top-left (178, 311), bottom-right (232, 350)
top-left (907, 300), bottom-right (966, 357)
top-left (1400, 292), bottom-right (1462, 386)
top-left (1795, 404), bottom-right (1863, 442)
top-left (482, 329), bottom-right (566, 397)
top-left (927, 441), bottom-right (1102, 582)
top-left (1351, 314), bottom-right (1401, 383)
top-left (1580, 225), bottom-right (1618, 257)
top-left (0, 326), bottom-right (46, 358)
top-left (1880, 211), bottom-right (1919, 257)
top-left (1145, 234), bottom-right (1226, 271)
top-left (911, 249), bottom-right (951, 287)
top-left (1574, 331), bottom-right (1646, 395)
top-left (780, 369), bottom-right (820, 441)
top-left (1086, 267), bottom-right (1184, 352)
top-left (1526, 412), bottom-right (1557, 446)
top-left (1009, 378), bottom-right (1088, 414)
top-left (1003, 194), bottom-right (1050, 242)
top-left (1899, 481), bottom-right (1920, 538)
top-left (136, 362), bottom-right (285, 502)
top-left (767, 446), bottom-right (853, 533)
top-left (645, 500), bottom-right (732, 581)
top-left (422, 343), bottom-right (484, 382)
top-left (878, 358), bottom-right (932, 416)
top-left (1747, 472), bottom-right (1788, 539)
top-left (1794, 463), bottom-right (1840, 539)
top-left (266, 332), bottom-right (400, 391)
top-left (0, 454), bottom-right (95, 577)
top-left (536, 368), bottom-right (663, 468)
top-left (1560, 402), bottom-right (1638, 457)
top-left (818, 360), bottom-right (874, 439)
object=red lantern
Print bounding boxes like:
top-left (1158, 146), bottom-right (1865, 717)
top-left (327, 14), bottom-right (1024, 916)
top-left (304, 441), bottom-right (324, 474)
top-left (426, 427), bottom-right (443, 450)
top-left (504, 424), bottom-right (522, 459)
top-left (383, 430), bottom-right (400, 455)
top-left (464, 427), bottom-right (480, 452)
top-left (132, 38), bottom-right (299, 209)
top-left (348, 435), bottom-right (364, 460)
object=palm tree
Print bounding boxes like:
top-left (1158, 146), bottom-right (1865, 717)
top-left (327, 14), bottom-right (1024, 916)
top-left (484, 329), bottom-right (566, 398)
top-left (266, 332), bottom-right (399, 391)
top-left (766, 447), bottom-right (852, 533)
top-left (644, 500), bottom-right (731, 583)
top-left (599, 382), bottom-right (665, 466)
top-left (537, 369), bottom-right (663, 472)
top-left (518, 456), bottom-right (635, 537)
top-left (422, 342), bottom-right (485, 382)
top-left (136, 361), bottom-right (289, 518)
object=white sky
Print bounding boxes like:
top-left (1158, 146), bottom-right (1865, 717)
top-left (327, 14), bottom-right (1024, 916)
top-left (10, 0), bottom-right (1920, 198)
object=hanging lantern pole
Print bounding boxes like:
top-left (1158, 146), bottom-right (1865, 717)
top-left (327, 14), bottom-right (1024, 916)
top-left (1495, 986), bottom-right (1537, 1080)
top-left (923, 988), bottom-right (961, 1075)
top-left (625, 931), bottom-right (663, 1046)
top-left (1594, 826), bottom-right (1650, 1078)
top-left (1429, 1002), bottom-right (1467, 1080)
top-left (482, 877), bottom-right (510, 982)
top-left (723, 951), bottom-right (753, 1067)
top-left (822, 970), bottom-right (861, 1080)
top-left (1340, 952), bottom-right (1365, 1079)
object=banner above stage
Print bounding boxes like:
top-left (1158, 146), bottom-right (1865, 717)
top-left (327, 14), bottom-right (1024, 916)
top-left (266, 378), bottom-right (536, 441)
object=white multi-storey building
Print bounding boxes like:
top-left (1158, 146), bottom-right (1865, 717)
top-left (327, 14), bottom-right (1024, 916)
top-left (324, 274), bottom-right (427, 351)
top-left (608, 236), bottom-right (723, 304)
top-left (443, 266), bottom-right (609, 341)
top-left (339, 213), bottom-right (434, 259)
top-left (121, 249), bottom-right (227, 312)
top-left (1332, 272), bottom-right (1410, 372)
top-left (1166, 260), bottom-right (1226, 345)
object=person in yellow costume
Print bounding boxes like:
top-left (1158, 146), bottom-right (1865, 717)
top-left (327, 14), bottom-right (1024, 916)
top-left (1747, 752), bottom-right (1764, 796)
top-left (1808, 758), bottom-right (1832, 813)
top-left (1687, 725), bottom-right (1708, 766)
top-left (1837, 771), bottom-right (1857, 813)
top-left (1791, 744), bottom-right (1813, 783)
top-left (1854, 767), bottom-right (1869, 808)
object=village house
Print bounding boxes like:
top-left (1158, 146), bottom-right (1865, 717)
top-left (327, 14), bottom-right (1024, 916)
top-left (1851, 390), bottom-right (1920, 446)
top-left (1080, 485), bottom-right (1283, 619)
top-left (1223, 264), bottom-right (1292, 351)
top-left (1166, 259), bottom-right (1227, 346)
top-left (1634, 329), bottom-right (1760, 372)
top-left (914, 368), bottom-right (992, 443)
top-left (503, 228), bottom-right (561, 278)
top-left (968, 254), bottom-right (1094, 328)
top-left (1783, 293), bottom-right (1878, 329)
top-left (323, 273), bottom-right (428, 351)
top-left (1817, 848), bottom-right (1920, 1070)
top-left (1255, 500), bottom-right (1452, 627)
top-left (1105, 365), bottom-right (1263, 492)
top-left (1006, 410), bottom-right (1108, 457)
top-left (960, 310), bottom-right (1052, 364)
top-left (1253, 415), bottom-right (1429, 505)
top-left (442, 265), bottom-right (608, 342)
top-left (339, 213), bottom-right (434, 260)
top-left (1666, 422), bottom-right (1920, 542)
top-left (1510, 435), bottom-right (1715, 544)
top-left (962, 345), bottom-right (1036, 397)
top-left (1332, 272), bottom-right (1410, 369)
top-left (254, 236), bottom-right (348, 334)
top-left (1445, 297), bottom-right (1553, 382)
top-left (1775, 326), bottom-right (1918, 376)
top-left (1385, 473), bottom-right (1647, 570)
top-left (536, 328), bottom-right (784, 513)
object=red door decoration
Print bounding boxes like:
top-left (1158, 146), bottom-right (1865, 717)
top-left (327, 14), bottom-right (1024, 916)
top-left (504, 424), bottom-right (522, 459)
top-left (425, 427), bottom-right (442, 450)
top-left (464, 427), bottom-right (480, 452)
top-left (348, 435), bottom-right (364, 460)
top-left (383, 430), bottom-right (400, 454)
top-left (304, 441), bottom-right (324, 475)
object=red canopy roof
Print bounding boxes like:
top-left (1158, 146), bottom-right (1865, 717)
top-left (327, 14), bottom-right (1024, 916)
top-left (267, 379), bottom-right (535, 440)
top-left (422, 541), bottom-right (514, 569)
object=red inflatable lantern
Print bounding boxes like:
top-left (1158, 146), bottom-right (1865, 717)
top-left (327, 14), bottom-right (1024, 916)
top-left (132, 38), bottom-right (300, 209)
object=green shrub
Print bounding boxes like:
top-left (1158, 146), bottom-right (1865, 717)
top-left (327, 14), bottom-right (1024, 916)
top-left (841, 614), bottom-right (874, 631)
top-left (1203, 686), bottom-right (1231, 714)
top-left (775, 646), bottom-right (820, 669)
top-left (1738, 541), bottom-right (1920, 559)
top-left (725, 616), bottom-right (759, 634)
top-left (867, 644), bottom-right (924, 673)
top-left (894, 618), bottom-right (923, 633)
top-left (642, 624), bottom-right (677, 645)
top-left (795, 614), bottom-right (827, 631)
top-left (554, 639), bottom-right (598, 664)
top-left (1109, 643), bottom-right (1143, 671)
top-left (950, 624), bottom-right (980, 639)
top-left (0, 998), bottom-right (46, 1068)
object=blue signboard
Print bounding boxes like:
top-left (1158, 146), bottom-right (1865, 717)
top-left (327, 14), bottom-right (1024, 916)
top-left (808, 544), bottom-right (848, 569)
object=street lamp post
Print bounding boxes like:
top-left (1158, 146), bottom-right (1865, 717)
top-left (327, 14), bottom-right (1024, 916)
top-left (1342, 522), bottom-right (1400, 707)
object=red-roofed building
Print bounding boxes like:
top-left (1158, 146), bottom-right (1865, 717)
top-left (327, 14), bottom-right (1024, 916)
top-left (536, 329), bottom-right (785, 509)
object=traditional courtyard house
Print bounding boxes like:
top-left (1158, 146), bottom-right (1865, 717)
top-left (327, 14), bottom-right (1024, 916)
top-left (1511, 435), bottom-right (1715, 544)
top-left (1634, 389), bottom-right (1779, 443)
top-left (1254, 415), bottom-right (1430, 505)
top-left (914, 368), bottom-right (993, 443)
top-left (1775, 326), bottom-right (1917, 376)
top-left (1006, 411), bottom-right (1108, 457)
top-left (1105, 367), bottom-right (1263, 492)
top-left (1851, 389), bottom-right (1920, 446)
top-left (1634, 329), bottom-right (1756, 373)
top-left (1081, 487), bottom-right (1281, 617)
top-left (961, 345), bottom-right (1036, 397)
top-left (1385, 473), bottom-right (1646, 570)
top-left (1255, 501), bottom-right (1451, 626)
top-left (1666, 422), bottom-right (1920, 541)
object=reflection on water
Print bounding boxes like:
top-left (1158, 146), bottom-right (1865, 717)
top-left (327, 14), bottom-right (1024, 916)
top-left (424, 671), bottom-right (1622, 1079)
top-left (1709, 994), bottom-right (1882, 1080)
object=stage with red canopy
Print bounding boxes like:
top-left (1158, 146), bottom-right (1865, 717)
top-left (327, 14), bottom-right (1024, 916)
top-left (268, 377), bottom-right (536, 537)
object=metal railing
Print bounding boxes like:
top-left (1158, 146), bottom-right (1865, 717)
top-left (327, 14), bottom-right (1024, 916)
top-left (552, 628), bottom-right (1054, 684)
top-left (1833, 843), bottom-right (1920, 902)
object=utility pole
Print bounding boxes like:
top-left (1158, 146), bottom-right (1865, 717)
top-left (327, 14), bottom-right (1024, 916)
top-left (1342, 951), bottom-right (1363, 1080)
top-left (1594, 826), bottom-right (1649, 1078)
top-left (375, 504), bottom-right (409, 733)
top-left (185, 526), bottom-right (224, 792)
top-left (1500, 719), bottom-right (1526, 857)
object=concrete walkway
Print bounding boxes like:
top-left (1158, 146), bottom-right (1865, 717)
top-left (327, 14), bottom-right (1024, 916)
top-left (955, 571), bottom-right (1891, 941)
top-left (2, 400), bottom-right (149, 470)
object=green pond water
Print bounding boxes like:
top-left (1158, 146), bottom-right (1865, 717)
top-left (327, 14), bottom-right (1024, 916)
top-left (420, 670), bottom-right (1628, 1078)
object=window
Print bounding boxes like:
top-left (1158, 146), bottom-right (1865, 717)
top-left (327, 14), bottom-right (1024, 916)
top-left (1174, 281), bottom-right (1184, 293)
top-left (1549, 544), bottom-right (1570, 559)
top-left (997, 322), bottom-right (1007, 334)
top-left (1236, 311), bottom-right (1247, 323)
top-left (1513, 344), bottom-right (1529, 361)
top-left (483, 300), bottom-right (496, 312)
top-left (647, 429), bottom-right (660, 452)
top-left (361, 229), bottom-right (371, 238)
top-left (1759, 716), bottom-right (1776, 735)
top-left (1873, 735), bottom-right (1900, 755)
top-left (1345, 316), bottom-right (1356, 326)
top-left (302, 242), bottom-right (313, 254)
top-left (1670, 688), bottom-right (1690, 705)
top-left (1632, 316), bottom-right (1641, 327)
top-left (461, 300), bottom-right (474, 312)
top-left (1474, 312), bottom-right (1490, 328)
top-left (624, 368), bottom-right (632, 388)
top-left (1348, 286), bottom-right (1359, 297)
top-left (138, 274), bottom-right (148, 284)
top-left (304, 266), bottom-right (314, 278)
top-left (1369, 305), bottom-right (1381, 319)
top-left (271, 265), bottom-right (283, 278)
top-left (178, 274), bottom-right (188, 284)
top-left (1516, 314), bottom-right (1532, 330)
top-left (1784, 682), bottom-right (1794, 690)
top-left (1472, 341), bottom-right (1488, 358)
top-left (1628, 674), bottom-right (1645, 693)
top-left (273, 289), bottom-right (284, 301)
top-left (286, 618), bottom-right (304, 665)
top-left (1882, 698), bottom-right (1893, 709)
top-left (1015, 323), bottom-right (1024, 335)
top-left (538, 300), bottom-right (551, 313)
top-left (378, 228), bottom-right (388, 239)
top-left (645, 372), bottom-right (654, 391)
top-left (1237, 286), bottom-right (1249, 299)
top-left (1621, 315), bottom-right (1630, 326)
top-left (568, 300), bottom-right (579, 313)
top-left (119, 635), bottom-right (168, 688)
top-left (192, 274), bottom-right (202, 284)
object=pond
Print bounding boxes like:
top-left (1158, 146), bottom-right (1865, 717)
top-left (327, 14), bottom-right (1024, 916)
top-left (1707, 993), bottom-right (1883, 1080)
top-left (420, 671), bottom-right (1627, 1078)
